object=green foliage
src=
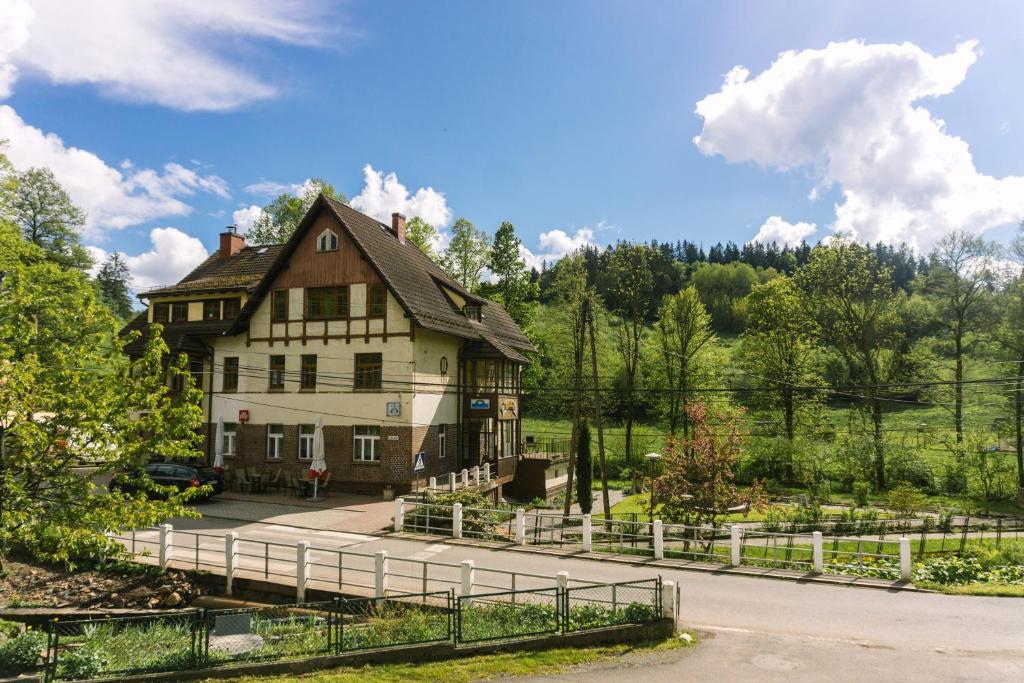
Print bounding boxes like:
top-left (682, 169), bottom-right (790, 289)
top-left (6, 166), bottom-right (92, 270)
top-left (247, 178), bottom-right (346, 245)
top-left (95, 252), bottom-right (135, 320)
top-left (887, 483), bottom-right (926, 519)
top-left (441, 217), bottom-right (489, 291)
top-left (55, 644), bottom-right (108, 680)
top-left (404, 216), bottom-right (438, 259)
top-left (655, 403), bottom-right (766, 527)
top-left (576, 421), bottom-right (593, 514)
top-left (0, 222), bottom-right (205, 567)
top-left (795, 238), bottom-right (910, 489)
top-left (652, 287), bottom-right (715, 437)
top-left (484, 221), bottom-right (538, 327)
top-left (852, 481), bottom-right (871, 507)
top-left (0, 629), bottom-right (45, 676)
top-left (691, 261), bottom-right (777, 333)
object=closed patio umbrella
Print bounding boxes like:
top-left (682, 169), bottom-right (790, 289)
top-left (308, 416), bottom-right (327, 501)
top-left (213, 417), bottom-right (225, 473)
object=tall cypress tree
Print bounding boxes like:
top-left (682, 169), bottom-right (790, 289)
top-left (576, 421), bottom-right (593, 514)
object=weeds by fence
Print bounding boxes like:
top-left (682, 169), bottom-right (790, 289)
top-left (44, 581), bottom-right (663, 682)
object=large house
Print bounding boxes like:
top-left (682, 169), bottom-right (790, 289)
top-left (123, 196), bottom-right (535, 496)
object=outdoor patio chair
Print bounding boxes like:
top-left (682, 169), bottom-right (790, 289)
top-left (317, 471), bottom-right (331, 495)
top-left (283, 472), bottom-right (298, 497)
top-left (222, 468), bottom-right (235, 491)
top-left (263, 468), bottom-right (282, 492)
top-left (233, 468), bottom-right (252, 493)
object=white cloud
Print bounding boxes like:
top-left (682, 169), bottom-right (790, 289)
top-left (231, 205), bottom-right (264, 234)
top-left (86, 227), bottom-right (208, 291)
top-left (350, 164), bottom-right (453, 228)
top-left (4, 0), bottom-right (335, 111)
top-left (0, 1), bottom-right (32, 98)
top-left (750, 216), bottom-right (816, 246)
top-left (694, 40), bottom-right (1024, 253)
top-left (519, 227), bottom-right (599, 271)
top-left (244, 180), bottom-right (296, 196)
top-left (0, 105), bottom-right (230, 239)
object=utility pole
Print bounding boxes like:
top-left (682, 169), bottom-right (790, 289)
top-left (587, 298), bottom-right (610, 519)
top-left (563, 297), bottom-right (586, 515)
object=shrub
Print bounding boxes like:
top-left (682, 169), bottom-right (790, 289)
top-left (0, 620), bottom-right (21, 641)
top-left (886, 452), bottom-right (936, 494)
top-left (55, 645), bottom-right (108, 681)
top-left (940, 460), bottom-right (968, 495)
top-left (0, 630), bottom-right (45, 676)
top-left (852, 481), bottom-right (870, 507)
top-left (887, 484), bottom-right (926, 519)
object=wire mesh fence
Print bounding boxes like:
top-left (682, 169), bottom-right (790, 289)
top-left (563, 579), bottom-right (662, 633)
top-left (45, 612), bottom-right (200, 681)
top-left (455, 588), bottom-right (563, 643)
top-left (44, 580), bottom-right (665, 680)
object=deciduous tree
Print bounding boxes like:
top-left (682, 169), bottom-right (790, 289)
top-left (486, 221), bottom-right (537, 327)
top-left (441, 218), bottom-right (489, 291)
top-left (737, 277), bottom-right (822, 452)
top-left (654, 287), bottom-right (715, 438)
top-left (7, 167), bottom-right (92, 270)
top-left (605, 243), bottom-right (656, 462)
top-left (795, 239), bottom-right (907, 489)
top-left (247, 179), bottom-right (346, 245)
top-left (654, 403), bottom-right (765, 529)
top-left (0, 222), bottom-right (205, 568)
top-left (405, 216), bottom-right (439, 259)
top-left (922, 232), bottom-right (1000, 444)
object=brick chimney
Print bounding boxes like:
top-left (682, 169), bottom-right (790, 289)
top-left (219, 226), bottom-right (245, 260)
top-left (391, 212), bottom-right (406, 244)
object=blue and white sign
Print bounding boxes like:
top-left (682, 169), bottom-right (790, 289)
top-left (470, 398), bottom-right (491, 410)
top-left (413, 451), bottom-right (427, 473)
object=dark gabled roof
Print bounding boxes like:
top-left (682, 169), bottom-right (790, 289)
top-left (232, 195), bottom-right (535, 355)
top-left (142, 245), bottom-right (285, 297)
top-left (124, 196), bottom-right (535, 358)
top-left (120, 312), bottom-right (230, 356)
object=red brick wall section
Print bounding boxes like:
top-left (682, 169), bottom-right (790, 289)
top-left (216, 423), bottom-right (457, 495)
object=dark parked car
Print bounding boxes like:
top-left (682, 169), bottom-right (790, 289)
top-left (109, 463), bottom-right (224, 500)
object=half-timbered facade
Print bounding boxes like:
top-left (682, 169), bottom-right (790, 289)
top-left (123, 196), bottom-right (535, 496)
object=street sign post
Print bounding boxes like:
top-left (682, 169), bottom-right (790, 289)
top-left (413, 451), bottom-right (426, 493)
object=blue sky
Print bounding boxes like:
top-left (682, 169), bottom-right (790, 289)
top-left (2, 0), bottom-right (1024, 287)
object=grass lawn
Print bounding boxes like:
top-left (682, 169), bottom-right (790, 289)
top-left (223, 634), bottom-right (696, 682)
top-left (606, 492), bottom-right (770, 522)
top-left (917, 582), bottom-right (1024, 597)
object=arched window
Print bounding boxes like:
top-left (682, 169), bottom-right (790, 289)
top-left (317, 229), bottom-right (338, 252)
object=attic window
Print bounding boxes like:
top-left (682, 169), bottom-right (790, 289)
top-left (317, 229), bottom-right (338, 252)
top-left (463, 303), bottom-right (482, 322)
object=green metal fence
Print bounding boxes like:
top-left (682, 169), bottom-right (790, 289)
top-left (45, 580), bottom-right (663, 681)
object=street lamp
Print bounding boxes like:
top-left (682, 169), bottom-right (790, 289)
top-left (644, 452), bottom-right (662, 526)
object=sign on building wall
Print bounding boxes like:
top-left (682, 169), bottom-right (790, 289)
top-left (470, 397), bottom-right (491, 410)
top-left (386, 401), bottom-right (401, 417)
top-left (498, 397), bottom-right (519, 420)
top-left (238, 409), bottom-right (250, 423)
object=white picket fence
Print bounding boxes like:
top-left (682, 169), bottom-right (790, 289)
top-left (424, 463), bottom-right (492, 492)
top-left (394, 499), bottom-right (912, 581)
top-left (107, 524), bottom-right (614, 603)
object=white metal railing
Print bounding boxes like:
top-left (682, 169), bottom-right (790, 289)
top-left (392, 499), bottom-right (911, 580)
top-left (107, 524), bottom-right (606, 604)
top-left (424, 463), bottom-right (493, 492)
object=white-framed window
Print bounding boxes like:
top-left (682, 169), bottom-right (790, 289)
top-left (267, 424), bottom-right (284, 459)
top-left (317, 229), bottom-right (338, 252)
top-left (353, 425), bottom-right (380, 462)
top-left (299, 424), bottom-right (315, 460)
top-left (222, 422), bottom-right (236, 456)
top-left (438, 424), bottom-right (447, 459)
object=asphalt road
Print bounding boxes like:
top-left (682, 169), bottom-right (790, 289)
top-left (155, 510), bottom-right (1024, 682)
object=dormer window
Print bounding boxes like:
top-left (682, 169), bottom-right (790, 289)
top-left (463, 303), bottom-right (482, 322)
top-left (317, 229), bottom-right (338, 252)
